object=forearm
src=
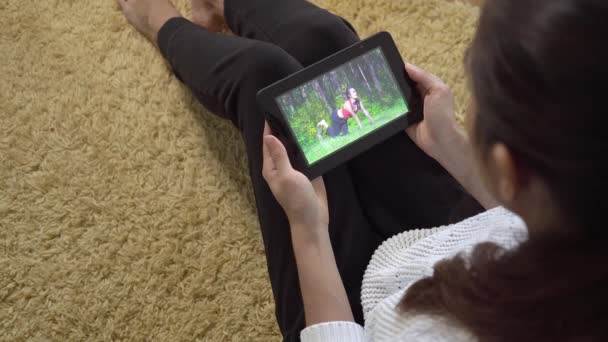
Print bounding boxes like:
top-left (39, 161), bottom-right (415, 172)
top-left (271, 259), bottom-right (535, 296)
top-left (290, 225), bottom-right (354, 326)
top-left (434, 127), bottom-right (499, 209)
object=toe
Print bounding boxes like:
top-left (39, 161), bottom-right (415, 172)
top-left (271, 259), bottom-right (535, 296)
top-left (116, 0), bottom-right (128, 11)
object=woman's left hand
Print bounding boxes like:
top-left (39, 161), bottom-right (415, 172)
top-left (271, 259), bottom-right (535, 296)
top-left (262, 123), bottom-right (329, 234)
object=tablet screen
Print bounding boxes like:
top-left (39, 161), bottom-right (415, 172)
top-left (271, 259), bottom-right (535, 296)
top-left (275, 47), bottom-right (409, 165)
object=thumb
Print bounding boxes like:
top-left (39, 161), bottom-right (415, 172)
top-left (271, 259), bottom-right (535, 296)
top-left (264, 135), bottom-right (292, 173)
top-left (406, 63), bottom-right (441, 95)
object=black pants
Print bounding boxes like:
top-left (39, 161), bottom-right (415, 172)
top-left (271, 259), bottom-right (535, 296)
top-left (326, 110), bottom-right (349, 137)
top-left (157, 0), bottom-right (483, 340)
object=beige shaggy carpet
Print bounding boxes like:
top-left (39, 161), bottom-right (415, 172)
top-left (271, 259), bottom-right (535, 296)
top-left (0, 0), bottom-right (479, 340)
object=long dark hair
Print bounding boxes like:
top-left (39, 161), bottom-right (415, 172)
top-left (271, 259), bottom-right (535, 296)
top-left (400, 0), bottom-right (608, 340)
top-left (344, 87), bottom-right (361, 106)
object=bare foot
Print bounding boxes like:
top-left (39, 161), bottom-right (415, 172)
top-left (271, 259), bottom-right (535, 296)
top-left (191, 0), bottom-right (227, 33)
top-left (117, 0), bottom-right (181, 43)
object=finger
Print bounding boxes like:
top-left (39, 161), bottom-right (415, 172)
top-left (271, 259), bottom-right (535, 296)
top-left (262, 134), bottom-right (275, 178)
top-left (406, 68), bottom-right (428, 97)
top-left (405, 63), bottom-right (444, 95)
top-left (264, 135), bottom-right (292, 173)
top-left (264, 121), bottom-right (273, 137)
top-left (262, 121), bottom-right (276, 179)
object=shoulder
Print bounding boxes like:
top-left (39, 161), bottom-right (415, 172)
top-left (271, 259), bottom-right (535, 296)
top-left (361, 207), bottom-right (527, 320)
top-left (370, 206), bottom-right (527, 271)
top-left (394, 315), bottom-right (474, 341)
top-left (365, 288), bottom-right (475, 341)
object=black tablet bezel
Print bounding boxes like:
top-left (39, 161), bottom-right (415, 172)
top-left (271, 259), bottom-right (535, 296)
top-left (256, 31), bottom-right (423, 179)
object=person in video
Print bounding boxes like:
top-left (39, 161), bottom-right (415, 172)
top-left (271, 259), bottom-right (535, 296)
top-left (316, 87), bottom-right (376, 139)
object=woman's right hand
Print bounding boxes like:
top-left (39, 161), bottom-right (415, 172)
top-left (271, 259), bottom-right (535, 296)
top-left (404, 63), bottom-right (463, 161)
top-left (404, 64), bottom-right (498, 209)
top-left (262, 123), bottom-right (329, 238)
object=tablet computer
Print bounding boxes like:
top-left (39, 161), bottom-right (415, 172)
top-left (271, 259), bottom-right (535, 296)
top-left (257, 31), bottom-right (422, 179)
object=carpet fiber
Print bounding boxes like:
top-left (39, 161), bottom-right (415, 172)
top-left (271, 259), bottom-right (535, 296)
top-left (0, 0), bottom-right (478, 340)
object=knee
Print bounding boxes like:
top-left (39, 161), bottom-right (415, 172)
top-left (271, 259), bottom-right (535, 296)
top-left (241, 43), bottom-right (302, 89)
top-left (308, 16), bottom-right (357, 44)
top-left (230, 43), bottom-right (301, 130)
top-left (292, 16), bottom-right (358, 65)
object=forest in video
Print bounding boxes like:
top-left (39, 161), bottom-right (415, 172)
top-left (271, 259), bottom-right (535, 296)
top-left (277, 48), bottom-right (409, 165)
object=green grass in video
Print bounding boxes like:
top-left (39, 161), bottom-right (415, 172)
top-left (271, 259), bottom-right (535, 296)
top-left (276, 48), bottom-right (409, 165)
top-left (303, 101), bottom-right (407, 163)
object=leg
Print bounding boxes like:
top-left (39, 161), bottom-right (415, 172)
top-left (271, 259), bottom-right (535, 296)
top-left (218, 0), bottom-right (485, 233)
top-left (224, 0), bottom-right (359, 67)
top-left (347, 132), bottom-right (484, 238)
top-left (329, 111), bottom-right (350, 138)
top-left (223, 0), bottom-right (484, 234)
top-left (118, 3), bottom-right (380, 339)
top-left (340, 120), bottom-right (350, 136)
top-left (316, 119), bottom-right (328, 140)
top-left (325, 110), bottom-right (344, 138)
top-left (159, 20), bottom-right (380, 340)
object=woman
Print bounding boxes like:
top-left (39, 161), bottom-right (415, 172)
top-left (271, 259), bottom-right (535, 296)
top-left (316, 87), bottom-right (375, 139)
top-left (117, 0), bottom-right (608, 341)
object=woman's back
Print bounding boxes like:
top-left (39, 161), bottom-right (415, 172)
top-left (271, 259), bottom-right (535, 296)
top-left (398, 0), bottom-right (608, 340)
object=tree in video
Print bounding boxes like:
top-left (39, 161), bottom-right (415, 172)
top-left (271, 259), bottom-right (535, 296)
top-left (277, 48), bottom-right (409, 165)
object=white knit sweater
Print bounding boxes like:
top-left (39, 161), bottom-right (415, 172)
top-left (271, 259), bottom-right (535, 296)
top-left (300, 207), bottom-right (528, 341)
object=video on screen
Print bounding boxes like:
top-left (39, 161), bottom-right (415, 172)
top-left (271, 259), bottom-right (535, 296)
top-left (275, 48), bottom-right (409, 165)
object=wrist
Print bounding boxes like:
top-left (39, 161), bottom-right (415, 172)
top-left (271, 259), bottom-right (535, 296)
top-left (432, 128), bottom-right (499, 209)
top-left (290, 222), bottom-right (330, 249)
top-left (431, 123), bottom-right (469, 163)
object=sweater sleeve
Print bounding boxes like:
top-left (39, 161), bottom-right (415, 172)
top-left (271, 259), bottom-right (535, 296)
top-left (301, 321), bottom-right (367, 342)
